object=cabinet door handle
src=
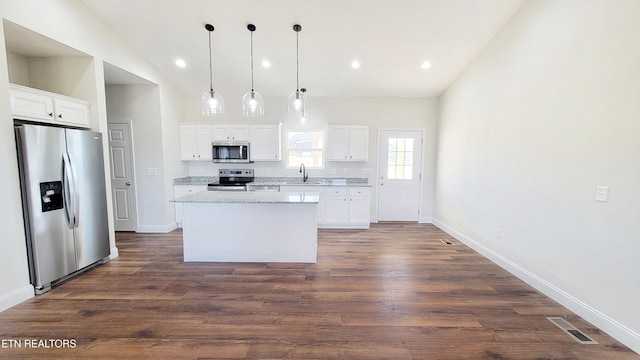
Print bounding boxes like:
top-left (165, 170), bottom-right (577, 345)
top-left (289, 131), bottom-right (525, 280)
top-left (58, 114), bottom-right (63, 119)
top-left (126, 182), bottom-right (131, 186)
top-left (48, 112), bottom-right (53, 117)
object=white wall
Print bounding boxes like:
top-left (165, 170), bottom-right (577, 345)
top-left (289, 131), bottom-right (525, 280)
top-left (183, 96), bottom-right (439, 221)
top-left (0, 24), bottom-right (34, 312)
top-left (106, 84), bottom-right (175, 232)
top-left (0, 0), bottom-right (185, 309)
top-left (434, 0), bottom-right (640, 353)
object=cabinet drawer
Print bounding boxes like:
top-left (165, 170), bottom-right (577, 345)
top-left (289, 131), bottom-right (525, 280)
top-left (349, 188), bottom-right (370, 196)
top-left (326, 188), bottom-right (349, 196)
top-left (174, 185), bottom-right (206, 196)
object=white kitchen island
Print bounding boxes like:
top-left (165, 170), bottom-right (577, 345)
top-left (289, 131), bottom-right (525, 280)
top-left (172, 191), bottom-right (319, 263)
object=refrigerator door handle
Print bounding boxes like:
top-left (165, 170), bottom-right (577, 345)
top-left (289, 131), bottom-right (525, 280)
top-left (62, 152), bottom-right (79, 228)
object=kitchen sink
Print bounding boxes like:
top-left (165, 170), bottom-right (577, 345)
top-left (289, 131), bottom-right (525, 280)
top-left (283, 180), bottom-right (325, 185)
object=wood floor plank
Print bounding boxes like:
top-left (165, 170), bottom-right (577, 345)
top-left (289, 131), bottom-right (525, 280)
top-left (0, 223), bottom-right (636, 359)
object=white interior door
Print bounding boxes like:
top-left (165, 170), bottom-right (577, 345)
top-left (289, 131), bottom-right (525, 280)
top-left (378, 130), bottom-right (423, 221)
top-left (108, 122), bottom-right (137, 231)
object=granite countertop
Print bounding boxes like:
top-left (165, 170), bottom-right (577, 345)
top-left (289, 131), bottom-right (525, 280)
top-left (172, 190), bottom-right (320, 204)
top-left (174, 176), bottom-right (371, 187)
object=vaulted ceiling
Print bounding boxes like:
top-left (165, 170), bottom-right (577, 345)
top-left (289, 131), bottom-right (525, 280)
top-left (79, 0), bottom-right (525, 98)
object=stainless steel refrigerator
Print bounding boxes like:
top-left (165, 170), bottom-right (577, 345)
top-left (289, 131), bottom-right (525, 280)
top-left (15, 123), bottom-right (110, 294)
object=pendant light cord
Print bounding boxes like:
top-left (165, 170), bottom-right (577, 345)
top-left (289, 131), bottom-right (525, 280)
top-left (250, 30), bottom-right (255, 92)
top-left (296, 29), bottom-right (299, 92)
top-left (208, 29), bottom-right (213, 92)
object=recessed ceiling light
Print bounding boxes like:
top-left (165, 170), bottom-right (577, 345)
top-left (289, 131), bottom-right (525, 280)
top-left (421, 61), bottom-right (432, 70)
top-left (175, 58), bottom-right (186, 68)
top-left (261, 59), bottom-right (271, 68)
top-left (351, 60), bottom-right (360, 69)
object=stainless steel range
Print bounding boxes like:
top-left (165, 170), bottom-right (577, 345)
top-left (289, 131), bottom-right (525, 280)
top-left (207, 169), bottom-right (254, 191)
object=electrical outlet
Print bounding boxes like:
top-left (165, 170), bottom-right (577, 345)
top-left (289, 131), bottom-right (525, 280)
top-left (595, 186), bottom-right (608, 202)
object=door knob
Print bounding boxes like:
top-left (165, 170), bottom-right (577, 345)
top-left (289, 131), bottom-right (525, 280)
top-left (126, 182), bottom-right (131, 186)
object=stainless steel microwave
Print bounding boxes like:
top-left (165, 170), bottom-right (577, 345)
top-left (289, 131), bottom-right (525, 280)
top-left (212, 141), bottom-right (251, 163)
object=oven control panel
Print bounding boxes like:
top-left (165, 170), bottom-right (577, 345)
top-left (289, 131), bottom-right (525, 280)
top-left (219, 169), bottom-right (254, 178)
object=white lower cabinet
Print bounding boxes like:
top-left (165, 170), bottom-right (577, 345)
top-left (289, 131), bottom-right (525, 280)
top-left (324, 188), bottom-right (350, 225)
top-left (323, 187), bottom-right (370, 229)
top-left (282, 185), bottom-right (370, 229)
top-left (174, 185), bottom-right (207, 226)
top-left (346, 188), bottom-right (371, 226)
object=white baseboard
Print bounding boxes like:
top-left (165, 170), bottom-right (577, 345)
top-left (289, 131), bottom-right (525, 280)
top-left (0, 285), bottom-right (34, 313)
top-left (418, 216), bottom-right (433, 224)
top-left (109, 246), bottom-right (119, 260)
top-left (432, 218), bottom-right (640, 355)
top-left (136, 223), bottom-right (178, 233)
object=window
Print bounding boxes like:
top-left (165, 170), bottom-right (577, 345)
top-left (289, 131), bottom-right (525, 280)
top-left (287, 130), bottom-right (324, 168)
top-left (387, 137), bottom-right (414, 180)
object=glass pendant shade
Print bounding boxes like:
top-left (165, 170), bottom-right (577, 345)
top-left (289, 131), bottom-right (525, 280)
top-left (201, 24), bottom-right (224, 116)
top-left (288, 24), bottom-right (307, 118)
top-left (287, 90), bottom-right (308, 116)
top-left (243, 24), bottom-right (263, 117)
top-left (242, 90), bottom-right (264, 116)
top-left (201, 89), bottom-right (224, 116)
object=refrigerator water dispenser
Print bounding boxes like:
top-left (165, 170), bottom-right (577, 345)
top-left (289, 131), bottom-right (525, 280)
top-left (40, 181), bottom-right (63, 212)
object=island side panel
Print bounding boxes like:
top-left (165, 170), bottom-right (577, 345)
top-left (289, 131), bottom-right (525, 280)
top-left (182, 202), bottom-right (317, 263)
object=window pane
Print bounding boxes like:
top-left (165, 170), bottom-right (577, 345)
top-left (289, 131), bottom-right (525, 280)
top-left (287, 130), bottom-right (324, 168)
top-left (388, 152), bottom-right (396, 165)
top-left (406, 138), bottom-right (414, 151)
top-left (388, 138), bottom-right (397, 152)
top-left (396, 151), bottom-right (404, 166)
top-left (404, 152), bottom-right (413, 166)
top-left (397, 138), bottom-right (405, 152)
top-left (387, 137), bottom-right (415, 180)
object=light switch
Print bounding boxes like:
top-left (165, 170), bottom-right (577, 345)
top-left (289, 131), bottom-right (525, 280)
top-left (147, 168), bottom-right (158, 176)
top-left (595, 186), bottom-right (608, 202)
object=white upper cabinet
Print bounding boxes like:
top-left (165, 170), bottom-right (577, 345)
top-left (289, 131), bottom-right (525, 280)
top-left (213, 125), bottom-right (250, 141)
top-left (10, 84), bottom-right (90, 128)
top-left (327, 125), bottom-right (369, 161)
top-left (180, 125), bottom-right (213, 161)
top-left (250, 124), bottom-right (282, 162)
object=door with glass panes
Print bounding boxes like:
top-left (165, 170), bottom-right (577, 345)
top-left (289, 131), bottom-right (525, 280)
top-left (378, 130), bottom-right (423, 221)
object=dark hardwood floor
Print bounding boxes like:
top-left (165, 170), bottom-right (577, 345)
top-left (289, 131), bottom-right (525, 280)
top-left (0, 223), bottom-right (637, 359)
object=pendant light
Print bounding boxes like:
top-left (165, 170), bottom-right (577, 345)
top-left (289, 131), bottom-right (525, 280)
top-left (287, 24), bottom-right (308, 117)
top-left (242, 24), bottom-right (264, 116)
top-left (201, 23), bottom-right (224, 116)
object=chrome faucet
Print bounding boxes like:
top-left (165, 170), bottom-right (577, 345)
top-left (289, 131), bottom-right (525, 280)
top-left (299, 163), bottom-right (309, 182)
